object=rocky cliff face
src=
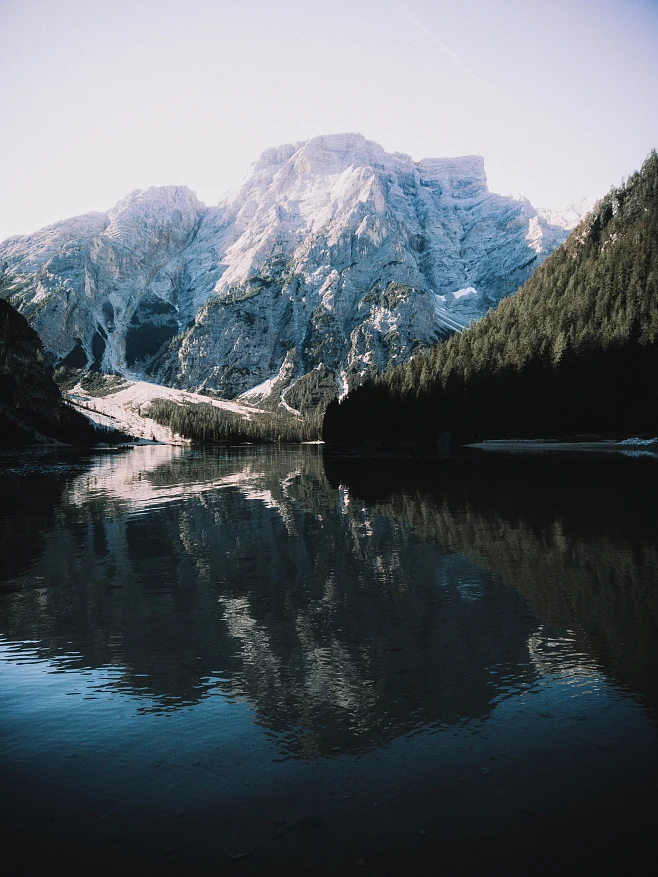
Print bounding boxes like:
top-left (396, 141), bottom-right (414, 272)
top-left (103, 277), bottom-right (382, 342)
top-left (0, 299), bottom-right (92, 445)
top-left (0, 187), bottom-right (204, 374)
top-left (1, 134), bottom-right (582, 405)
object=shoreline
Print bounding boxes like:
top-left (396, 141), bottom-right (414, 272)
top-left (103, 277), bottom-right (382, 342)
top-left (466, 438), bottom-right (658, 453)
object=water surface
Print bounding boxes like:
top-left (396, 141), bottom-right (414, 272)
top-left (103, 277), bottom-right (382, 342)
top-left (1, 445), bottom-right (657, 875)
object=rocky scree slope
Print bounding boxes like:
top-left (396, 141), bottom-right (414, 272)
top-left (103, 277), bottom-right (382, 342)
top-left (0, 134), bottom-right (576, 407)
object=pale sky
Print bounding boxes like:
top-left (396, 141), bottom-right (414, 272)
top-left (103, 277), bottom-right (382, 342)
top-left (1, 0), bottom-right (657, 242)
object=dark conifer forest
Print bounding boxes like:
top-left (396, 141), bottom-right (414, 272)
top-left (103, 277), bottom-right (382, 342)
top-left (323, 151), bottom-right (658, 444)
top-left (147, 398), bottom-right (323, 444)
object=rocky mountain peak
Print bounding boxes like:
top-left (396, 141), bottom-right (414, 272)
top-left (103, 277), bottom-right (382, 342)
top-left (245, 134), bottom-right (487, 199)
top-left (1, 135), bottom-right (590, 407)
top-left (104, 185), bottom-right (205, 249)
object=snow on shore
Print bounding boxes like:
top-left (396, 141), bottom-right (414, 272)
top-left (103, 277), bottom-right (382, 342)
top-left (68, 380), bottom-right (266, 444)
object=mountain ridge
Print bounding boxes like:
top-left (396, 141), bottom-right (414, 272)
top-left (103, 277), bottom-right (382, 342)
top-left (0, 133), bottom-right (588, 406)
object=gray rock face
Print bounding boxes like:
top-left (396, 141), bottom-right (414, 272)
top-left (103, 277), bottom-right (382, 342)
top-left (0, 134), bottom-right (580, 403)
top-left (0, 186), bottom-right (204, 372)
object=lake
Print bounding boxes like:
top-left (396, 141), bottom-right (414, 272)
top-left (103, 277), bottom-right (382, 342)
top-left (1, 444), bottom-right (657, 875)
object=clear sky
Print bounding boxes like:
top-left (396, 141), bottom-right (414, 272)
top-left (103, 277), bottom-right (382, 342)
top-left (1, 0), bottom-right (657, 242)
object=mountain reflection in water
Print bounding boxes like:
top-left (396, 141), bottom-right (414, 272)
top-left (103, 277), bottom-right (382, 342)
top-left (0, 445), bottom-right (657, 875)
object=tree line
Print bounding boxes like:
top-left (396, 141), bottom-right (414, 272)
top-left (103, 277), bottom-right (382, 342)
top-left (148, 398), bottom-right (323, 444)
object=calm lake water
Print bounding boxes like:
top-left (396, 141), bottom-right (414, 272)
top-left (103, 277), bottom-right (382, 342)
top-left (1, 445), bottom-right (657, 875)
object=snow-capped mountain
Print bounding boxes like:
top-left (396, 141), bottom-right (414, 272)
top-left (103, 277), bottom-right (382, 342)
top-left (537, 197), bottom-right (595, 231)
top-left (0, 133), bottom-right (587, 403)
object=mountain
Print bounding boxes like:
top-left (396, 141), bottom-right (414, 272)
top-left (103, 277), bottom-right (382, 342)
top-left (323, 150), bottom-right (658, 443)
top-left (537, 197), bottom-right (595, 231)
top-left (0, 134), bottom-right (581, 407)
top-left (0, 299), bottom-right (96, 446)
top-left (0, 187), bottom-right (204, 375)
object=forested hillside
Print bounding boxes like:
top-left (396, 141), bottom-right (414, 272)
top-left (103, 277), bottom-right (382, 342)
top-left (148, 398), bottom-right (323, 444)
top-left (324, 151), bottom-right (658, 443)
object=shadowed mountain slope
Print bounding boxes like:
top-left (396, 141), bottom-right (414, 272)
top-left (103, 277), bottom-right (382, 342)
top-left (0, 299), bottom-right (96, 446)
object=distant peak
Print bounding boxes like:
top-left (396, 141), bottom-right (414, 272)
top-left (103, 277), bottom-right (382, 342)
top-left (536, 198), bottom-right (595, 230)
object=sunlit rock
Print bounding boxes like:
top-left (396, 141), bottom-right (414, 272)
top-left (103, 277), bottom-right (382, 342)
top-left (0, 134), bottom-right (588, 403)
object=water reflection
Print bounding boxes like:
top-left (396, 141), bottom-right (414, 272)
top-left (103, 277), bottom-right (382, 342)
top-left (324, 450), bottom-right (658, 719)
top-left (0, 445), bottom-right (657, 758)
